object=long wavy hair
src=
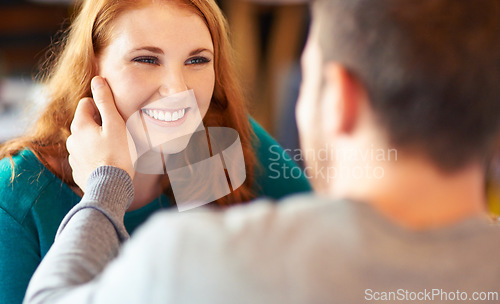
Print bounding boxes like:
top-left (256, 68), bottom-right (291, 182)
top-left (0, 0), bottom-right (257, 206)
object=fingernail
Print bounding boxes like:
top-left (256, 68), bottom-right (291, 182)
top-left (92, 77), bottom-right (104, 90)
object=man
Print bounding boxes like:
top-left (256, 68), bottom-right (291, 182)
top-left (25, 0), bottom-right (500, 303)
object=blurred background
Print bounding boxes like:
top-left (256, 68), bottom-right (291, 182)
top-left (1, 0), bottom-right (499, 214)
top-left (0, 0), bottom-right (72, 142)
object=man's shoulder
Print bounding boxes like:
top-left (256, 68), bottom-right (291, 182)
top-left (137, 196), bottom-right (500, 261)
top-left (121, 197), bottom-right (500, 301)
top-left (134, 194), bottom-right (355, 252)
top-left (120, 195), bottom-right (360, 302)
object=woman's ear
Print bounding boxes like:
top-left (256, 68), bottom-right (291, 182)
top-left (321, 63), bottom-right (361, 136)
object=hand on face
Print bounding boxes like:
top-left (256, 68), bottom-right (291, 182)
top-left (66, 76), bottom-right (135, 192)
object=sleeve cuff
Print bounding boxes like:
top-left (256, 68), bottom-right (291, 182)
top-left (85, 166), bottom-right (135, 211)
top-left (56, 166), bottom-right (135, 242)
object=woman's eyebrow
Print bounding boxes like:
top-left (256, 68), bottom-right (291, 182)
top-left (131, 46), bottom-right (164, 54)
top-left (130, 47), bottom-right (213, 56)
top-left (189, 48), bottom-right (214, 56)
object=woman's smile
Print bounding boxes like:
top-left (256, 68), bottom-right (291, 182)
top-left (141, 107), bottom-right (190, 127)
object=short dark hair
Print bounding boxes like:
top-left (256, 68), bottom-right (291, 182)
top-left (313, 0), bottom-right (500, 171)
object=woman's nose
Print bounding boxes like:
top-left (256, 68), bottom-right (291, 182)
top-left (158, 69), bottom-right (188, 97)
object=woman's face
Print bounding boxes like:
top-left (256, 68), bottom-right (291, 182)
top-left (97, 2), bottom-right (215, 153)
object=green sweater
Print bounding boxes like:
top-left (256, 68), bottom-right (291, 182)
top-left (0, 119), bottom-right (311, 304)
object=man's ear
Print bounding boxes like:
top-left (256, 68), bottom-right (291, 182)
top-left (321, 63), bottom-right (361, 135)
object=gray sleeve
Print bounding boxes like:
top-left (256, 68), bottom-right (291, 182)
top-left (23, 166), bottom-right (134, 304)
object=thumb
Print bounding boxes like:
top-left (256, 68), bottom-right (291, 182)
top-left (91, 76), bottom-right (123, 130)
top-left (71, 98), bottom-right (100, 133)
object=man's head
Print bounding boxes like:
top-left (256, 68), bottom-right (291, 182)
top-left (297, 0), bottom-right (500, 191)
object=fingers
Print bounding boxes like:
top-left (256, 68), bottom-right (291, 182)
top-left (71, 98), bottom-right (98, 134)
top-left (66, 134), bottom-right (73, 153)
top-left (91, 76), bottom-right (123, 131)
top-left (66, 135), bottom-right (79, 188)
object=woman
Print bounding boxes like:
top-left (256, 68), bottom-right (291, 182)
top-left (0, 0), bottom-right (311, 303)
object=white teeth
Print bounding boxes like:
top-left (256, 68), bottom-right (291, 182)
top-left (143, 108), bottom-right (187, 122)
top-left (164, 112), bottom-right (172, 122)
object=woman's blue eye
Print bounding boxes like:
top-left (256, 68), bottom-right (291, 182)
top-left (186, 57), bottom-right (211, 65)
top-left (133, 57), bottom-right (159, 65)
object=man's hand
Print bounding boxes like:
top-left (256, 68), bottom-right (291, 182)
top-left (67, 76), bottom-right (135, 192)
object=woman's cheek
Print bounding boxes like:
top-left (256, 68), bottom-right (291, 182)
top-left (108, 74), bottom-right (147, 121)
top-left (193, 72), bottom-right (215, 116)
top-left (203, 87), bottom-right (215, 116)
top-left (102, 81), bottom-right (130, 120)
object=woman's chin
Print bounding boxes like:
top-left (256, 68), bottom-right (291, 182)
top-left (153, 135), bottom-right (191, 155)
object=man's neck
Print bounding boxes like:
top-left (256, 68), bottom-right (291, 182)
top-left (331, 156), bottom-right (486, 230)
